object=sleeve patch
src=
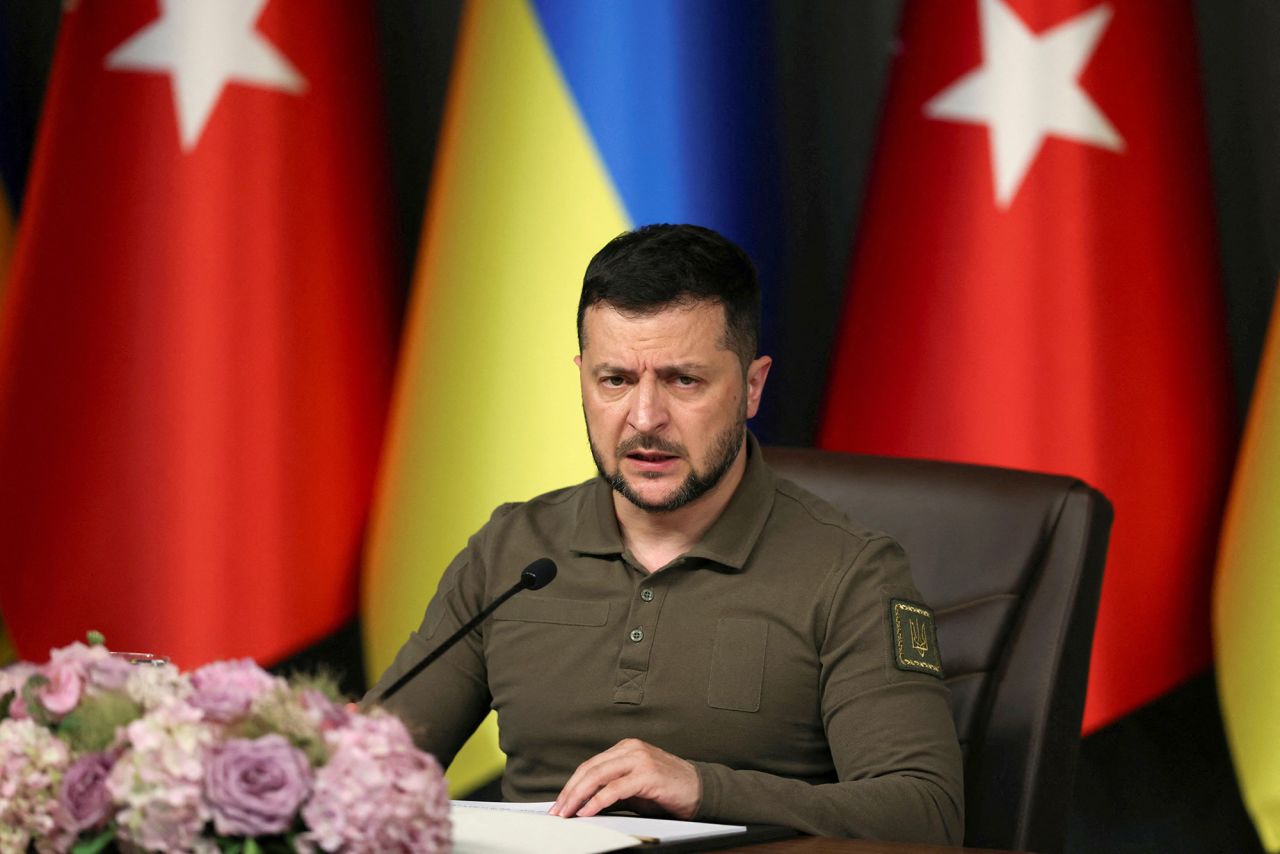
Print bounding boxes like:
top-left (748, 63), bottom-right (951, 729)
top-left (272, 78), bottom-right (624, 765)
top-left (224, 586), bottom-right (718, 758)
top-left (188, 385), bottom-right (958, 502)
top-left (890, 599), bottom-right (943, 678)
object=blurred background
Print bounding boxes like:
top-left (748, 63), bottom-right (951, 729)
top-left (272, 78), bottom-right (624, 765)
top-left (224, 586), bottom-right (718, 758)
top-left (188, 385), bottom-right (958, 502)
top-left (1, 1), bottom-right (1277, 851)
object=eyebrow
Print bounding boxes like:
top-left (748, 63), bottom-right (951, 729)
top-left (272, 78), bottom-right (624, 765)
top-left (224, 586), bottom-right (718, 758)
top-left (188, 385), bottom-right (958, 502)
top-left (594, 362), bottom-right (710, 376)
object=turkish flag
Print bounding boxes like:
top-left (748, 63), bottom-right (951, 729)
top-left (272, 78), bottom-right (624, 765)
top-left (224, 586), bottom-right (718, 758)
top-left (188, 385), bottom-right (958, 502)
top-left (819, 0), bottom-right (1233, 731)
top-left (0, 0), bottom-right (395, 667)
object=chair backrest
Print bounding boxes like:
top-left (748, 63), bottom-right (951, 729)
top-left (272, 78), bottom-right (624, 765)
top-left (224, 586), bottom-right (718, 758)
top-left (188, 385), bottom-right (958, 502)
top-left (763, 447), bottom-right (1112, 853)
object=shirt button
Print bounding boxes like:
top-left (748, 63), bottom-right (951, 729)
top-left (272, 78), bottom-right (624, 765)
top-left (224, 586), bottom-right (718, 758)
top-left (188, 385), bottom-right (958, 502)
top-left (640, 588), bottom-right (654, 602)
top-left (629, 628), bottom-right (644, 643)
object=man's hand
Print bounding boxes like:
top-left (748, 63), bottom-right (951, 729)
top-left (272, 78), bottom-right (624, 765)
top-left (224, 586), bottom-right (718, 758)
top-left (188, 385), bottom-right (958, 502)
top-left (549, 738), bottom-right (701, 819)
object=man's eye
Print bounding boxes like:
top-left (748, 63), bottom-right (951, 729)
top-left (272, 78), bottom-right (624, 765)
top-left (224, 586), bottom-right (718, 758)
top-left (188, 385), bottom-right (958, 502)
top-left (674, 376), bottom-right (698, 387)
top-left (602, 376), bottom-right (626, 387)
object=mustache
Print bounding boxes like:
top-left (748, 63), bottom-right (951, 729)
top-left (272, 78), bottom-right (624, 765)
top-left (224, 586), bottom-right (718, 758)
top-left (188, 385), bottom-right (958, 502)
top-left (617, 435), bottom-right (687, 457)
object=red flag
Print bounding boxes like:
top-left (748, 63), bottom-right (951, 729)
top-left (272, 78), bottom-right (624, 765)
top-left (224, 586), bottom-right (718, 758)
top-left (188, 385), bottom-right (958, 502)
top-left (0, 0), bottom-right (394, 667)
top-left (819, 0), bottom-right (1232, 731)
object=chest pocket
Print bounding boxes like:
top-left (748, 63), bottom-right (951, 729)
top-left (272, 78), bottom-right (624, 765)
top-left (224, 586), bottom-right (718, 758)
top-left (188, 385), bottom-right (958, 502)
top-left (707, 618), bottom-right (768, 712)
top-left (493, 597), bottom-right (609, 626)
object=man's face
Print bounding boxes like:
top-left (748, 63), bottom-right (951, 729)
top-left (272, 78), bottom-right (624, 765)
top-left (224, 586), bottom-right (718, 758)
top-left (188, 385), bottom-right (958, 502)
top-left (576, 301), bottom-right (771, 513)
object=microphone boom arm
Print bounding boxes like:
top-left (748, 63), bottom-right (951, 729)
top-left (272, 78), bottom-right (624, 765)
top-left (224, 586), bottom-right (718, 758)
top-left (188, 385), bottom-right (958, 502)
top-left (374, 558), bottom-right (556, 704)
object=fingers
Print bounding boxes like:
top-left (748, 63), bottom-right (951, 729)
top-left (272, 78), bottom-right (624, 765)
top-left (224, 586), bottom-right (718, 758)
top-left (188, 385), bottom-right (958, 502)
top-left (551, 740), bottom-right (637, 816)
top-left (576, 775), bottom-right (635, 817)
top-left (550, 738), bottom-right (700, 820)
top-left (562, 755), bottom-right (646, 817)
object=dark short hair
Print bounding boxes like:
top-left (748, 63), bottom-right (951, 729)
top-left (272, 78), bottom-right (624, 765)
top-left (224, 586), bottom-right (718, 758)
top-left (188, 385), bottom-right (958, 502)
top-left (576, 224), bottom-right (761, 367)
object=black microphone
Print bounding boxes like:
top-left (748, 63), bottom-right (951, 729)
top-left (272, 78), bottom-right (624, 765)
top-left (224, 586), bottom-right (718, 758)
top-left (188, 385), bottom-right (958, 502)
top-left (375, 558), bottom-right (558, 703)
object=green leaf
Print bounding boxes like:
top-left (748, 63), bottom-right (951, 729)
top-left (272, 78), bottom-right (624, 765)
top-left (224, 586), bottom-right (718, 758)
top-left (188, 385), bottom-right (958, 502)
top-left (244, 838), bottom-right (263, 854)
top-left (71, 825), bottom-right (117, 854)
top-left (282, 667), bottom-right (344, 702)
top-left (20, 673), bottom-right (54, 726)
top-left (86, 630), bottom-right (106, 646)
top-left (57, 690), bottom-right (143, 753)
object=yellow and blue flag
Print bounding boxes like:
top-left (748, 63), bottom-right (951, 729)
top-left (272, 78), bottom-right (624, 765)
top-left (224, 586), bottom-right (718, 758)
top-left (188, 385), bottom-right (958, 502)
top-left (1215, 282), bottom-right (1280, 852)
top-left (361, 0), bottom-right (784, 794)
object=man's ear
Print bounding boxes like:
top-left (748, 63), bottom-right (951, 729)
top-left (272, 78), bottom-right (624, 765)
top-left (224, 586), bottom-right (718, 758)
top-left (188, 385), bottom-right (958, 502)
top-left (744, 355), bottom-right (772, 419)
top-left (574, 354), bottom-right (583, 368)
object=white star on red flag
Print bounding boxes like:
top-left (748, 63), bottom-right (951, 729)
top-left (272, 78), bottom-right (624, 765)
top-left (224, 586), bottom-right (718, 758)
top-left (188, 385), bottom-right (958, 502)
top-left (924, 0), bottom-right (1124, 208)
top-left (105, 0), bottom-right (306, 151)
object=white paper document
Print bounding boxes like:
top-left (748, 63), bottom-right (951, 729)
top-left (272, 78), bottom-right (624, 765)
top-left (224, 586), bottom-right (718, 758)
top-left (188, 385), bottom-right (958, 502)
top-left (451, 800), bottom-right (748, 852)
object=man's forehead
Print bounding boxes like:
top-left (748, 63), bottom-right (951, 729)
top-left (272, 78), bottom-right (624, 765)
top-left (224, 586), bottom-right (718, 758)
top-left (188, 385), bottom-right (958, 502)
top-left (580, 301), bottom-right (730, 351)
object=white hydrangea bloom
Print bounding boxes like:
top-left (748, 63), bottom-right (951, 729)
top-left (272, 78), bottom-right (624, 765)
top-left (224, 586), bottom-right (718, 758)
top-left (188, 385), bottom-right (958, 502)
top-left (0, 718), bottom-right (72, 851)
top-left (124, 661), bottom-right (192, 711)
top-left (106, 700), bottom-right (214, 852)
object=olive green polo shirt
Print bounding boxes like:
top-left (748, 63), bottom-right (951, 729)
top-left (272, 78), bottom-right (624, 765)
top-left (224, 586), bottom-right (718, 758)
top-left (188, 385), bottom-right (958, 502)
top-left (367, 435), bottom-right (963, 844)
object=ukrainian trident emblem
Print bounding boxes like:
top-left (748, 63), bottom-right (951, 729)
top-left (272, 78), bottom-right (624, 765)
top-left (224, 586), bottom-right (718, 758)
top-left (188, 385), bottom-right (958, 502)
top-left (908, 617), bottom-right (930, 657)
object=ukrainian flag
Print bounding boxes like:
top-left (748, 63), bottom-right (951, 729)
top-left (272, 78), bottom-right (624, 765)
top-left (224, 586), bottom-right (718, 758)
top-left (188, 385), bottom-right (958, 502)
top-left (361, 0), bottom-right (782, 794)
top-left (1215, 285), bottom-right (1280, 852)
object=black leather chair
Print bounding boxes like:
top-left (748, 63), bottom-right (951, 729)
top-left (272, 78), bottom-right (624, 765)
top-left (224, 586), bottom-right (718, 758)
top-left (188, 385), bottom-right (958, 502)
top-left (763, 447), bottom-right (1112, 853)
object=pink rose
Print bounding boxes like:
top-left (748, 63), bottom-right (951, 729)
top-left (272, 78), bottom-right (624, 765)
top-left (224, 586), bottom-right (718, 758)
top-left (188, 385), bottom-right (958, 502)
top-left (38, 661), bottom-right (84, 717)
top-left (50, 642), bottom-right (134, 691)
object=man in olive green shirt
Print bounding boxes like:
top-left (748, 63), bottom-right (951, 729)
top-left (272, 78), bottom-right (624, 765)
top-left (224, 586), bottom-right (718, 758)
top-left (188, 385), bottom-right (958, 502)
top-left (367, 224), bottom-right (964, 843)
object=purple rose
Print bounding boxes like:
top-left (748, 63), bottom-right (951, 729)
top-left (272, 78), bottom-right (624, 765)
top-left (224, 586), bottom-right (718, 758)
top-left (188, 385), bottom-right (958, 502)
top-left (205, 734), bottom-right (312, 836)
top-left (58, 751), bottom-right (117, 833)
top-left (189, 659), bottom-right (281, 723)
top-left (85, 654), bottom-right (133, 691)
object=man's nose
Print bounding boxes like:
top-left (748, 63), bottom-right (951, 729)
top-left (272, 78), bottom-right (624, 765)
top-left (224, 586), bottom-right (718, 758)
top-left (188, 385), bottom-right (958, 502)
top-left (628, 374), bottom-right (669, 434)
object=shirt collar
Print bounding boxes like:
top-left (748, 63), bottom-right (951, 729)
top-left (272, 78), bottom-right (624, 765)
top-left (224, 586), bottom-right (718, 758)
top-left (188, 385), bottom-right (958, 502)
top-left (569, 432), bottom-right (776, 573)
top-left (569, 475), bottom-right (626, 556)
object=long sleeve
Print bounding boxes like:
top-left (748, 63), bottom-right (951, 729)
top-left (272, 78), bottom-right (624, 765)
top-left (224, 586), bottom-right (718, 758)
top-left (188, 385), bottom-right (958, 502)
top-left (690, 536), bottom-right (965, 844)
top-left (360, 468), bottom-right (966, 842)
top-left (362, 532), bottom-right (496, 768)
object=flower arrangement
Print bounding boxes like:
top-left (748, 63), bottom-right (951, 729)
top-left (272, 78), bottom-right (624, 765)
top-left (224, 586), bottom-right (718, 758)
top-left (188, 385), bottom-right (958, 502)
top-left (0, 634), bottom-right (450, 853)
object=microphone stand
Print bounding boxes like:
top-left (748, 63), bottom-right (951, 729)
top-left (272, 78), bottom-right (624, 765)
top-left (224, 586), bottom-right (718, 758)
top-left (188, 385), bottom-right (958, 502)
top-left (375, 562), bottom-right (554, 703)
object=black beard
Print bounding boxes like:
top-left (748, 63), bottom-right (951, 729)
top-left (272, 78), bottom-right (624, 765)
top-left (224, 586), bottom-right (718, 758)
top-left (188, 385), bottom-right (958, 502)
top-left (590, 422), bottom-right (746, 513)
